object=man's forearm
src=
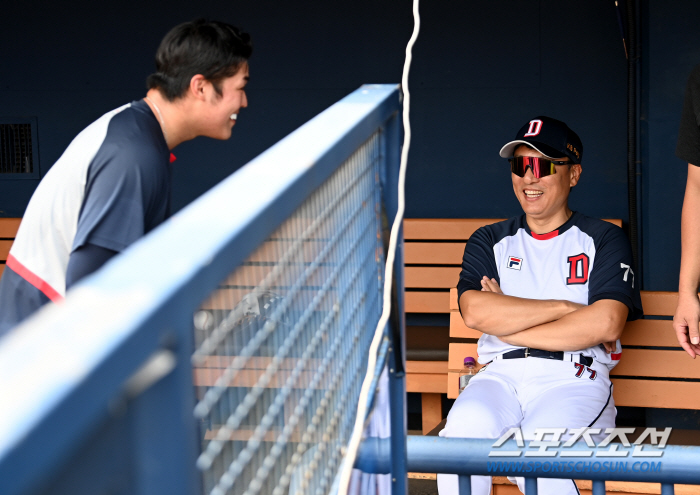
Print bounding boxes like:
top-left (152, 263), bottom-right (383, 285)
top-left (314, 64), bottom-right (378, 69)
top-left (459, 290), bottom-right (581, 336)
top-left (673, 164), bottom-right (700, 356)
top-left (499, 299), bottom-right (628, 352)
top-left (679, 165), bottom-right (700, 297)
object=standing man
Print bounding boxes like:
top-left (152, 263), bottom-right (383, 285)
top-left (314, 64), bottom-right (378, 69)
top-left (438, 117), bottom-right (643, 495)
top-left (674, 64), bottom-right (700, 358)
top-left (0, 19), bottom-right (252, 336)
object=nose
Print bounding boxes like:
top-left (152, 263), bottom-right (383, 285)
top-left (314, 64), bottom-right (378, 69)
top-left (523, 166), bottom-right (539, 183)
top-left (241, 91), bottom-right (248, 108)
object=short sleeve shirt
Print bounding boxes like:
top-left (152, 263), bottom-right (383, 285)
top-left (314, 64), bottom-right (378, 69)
top-left (457, 212), bottom-right (643, 368)
top-left (0, 100), bottom-right (171, 335)
top-left (676, 64), bottom-right (700, 166)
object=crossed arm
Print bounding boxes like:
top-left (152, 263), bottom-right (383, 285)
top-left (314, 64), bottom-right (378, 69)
top-left (459, 276), bottom-right (629, 352)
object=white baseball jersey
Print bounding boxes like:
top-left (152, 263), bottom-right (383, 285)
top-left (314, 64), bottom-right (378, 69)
top-left (457, 212), bottom-right (643, 368)
top-left (0, 100), bottom-right (173, 335)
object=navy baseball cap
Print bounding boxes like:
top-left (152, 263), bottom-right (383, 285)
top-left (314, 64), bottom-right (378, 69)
top-left (499, 116), bottom-right (583, 164)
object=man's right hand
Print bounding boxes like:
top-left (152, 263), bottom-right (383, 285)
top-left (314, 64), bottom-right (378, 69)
top-left (673, 292), bottom-right (700, 358)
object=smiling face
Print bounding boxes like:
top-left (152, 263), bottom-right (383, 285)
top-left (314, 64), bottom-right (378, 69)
top-left (511, 145), bottom-right (582, 231)
top-left (200, 62), bottom-right (249, 140)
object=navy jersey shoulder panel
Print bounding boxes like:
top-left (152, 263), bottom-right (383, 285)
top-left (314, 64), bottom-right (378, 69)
top-left (572, 213), bottom-right (643, 320)
top-left (66, 244), bottom-right (118, 290)
top-left (457, 216), bottom-right (523, 304)
top-left (73, 100), bottom-right (171, 253)
top-left (0, 265), bottom-right (51, 337)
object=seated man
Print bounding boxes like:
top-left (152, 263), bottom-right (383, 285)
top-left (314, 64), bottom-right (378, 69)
top-left (437, 117), bottom-right (643, 495)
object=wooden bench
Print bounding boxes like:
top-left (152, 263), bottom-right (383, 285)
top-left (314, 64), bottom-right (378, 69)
top-left (0, 218), bottom-right (21, 280)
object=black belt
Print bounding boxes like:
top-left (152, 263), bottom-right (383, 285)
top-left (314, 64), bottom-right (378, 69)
top-left (502, 348), bottom-right (593, 367)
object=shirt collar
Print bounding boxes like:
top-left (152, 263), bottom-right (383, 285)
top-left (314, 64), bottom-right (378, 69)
top-left (521, 211), bottom-right (577, 240)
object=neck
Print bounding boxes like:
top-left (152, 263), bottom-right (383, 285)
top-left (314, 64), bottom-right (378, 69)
top-left (526, 207), bottom-right (572, 234)
top-left (144, 89), bottom-right (197, 150)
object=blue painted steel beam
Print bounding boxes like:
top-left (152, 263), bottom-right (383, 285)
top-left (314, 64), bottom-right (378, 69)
top-left (355, 436), bottom-right (700, 486)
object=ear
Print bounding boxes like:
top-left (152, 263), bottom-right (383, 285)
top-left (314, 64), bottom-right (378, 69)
top-left (188, 74), bottom-right (208, 101)
top-left (569, 164), bottom-right (582, 187)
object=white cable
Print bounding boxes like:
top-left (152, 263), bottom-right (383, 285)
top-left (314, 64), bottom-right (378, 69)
top-left (337, 1), bottom-right (420, 493)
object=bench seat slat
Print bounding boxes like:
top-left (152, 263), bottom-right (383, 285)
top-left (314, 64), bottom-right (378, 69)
top-left (406, 360), bottom-right (450, 394)
top-left (612, 349), bottom-right (700, 378)
top-left (406, 361), bottom-right (449, 374)
top-left (404, 219), bottom-right (504, 240)
top-left (404, 242), bottom-right (465, 264)
top-left (621, 319), bottom-right (679, 347)
top-left (611, 378), bottom-right (700, 409)
top-left (0, 240), bottom-right (12, 260)
top-left (641, 291), bottom-right (679, 316)
top-left (405, 291), bottom-right (449, 313)
top-left (405, 266), bottom-right (460, 288)
top-left (407, 373), bottom-right (448, 394)
top-left (0, 218), bottom-right (21, 238)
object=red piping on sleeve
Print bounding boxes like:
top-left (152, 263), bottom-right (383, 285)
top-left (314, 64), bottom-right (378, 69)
top-left (6, 254), bottom-right (63, 303)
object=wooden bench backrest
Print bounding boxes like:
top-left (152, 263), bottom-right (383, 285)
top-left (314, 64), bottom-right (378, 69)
top-left (0, 218), bottom-right (21, 279)
top-left (448, 288), bottom-right (700, 408)
top-left (404, 219), bottom-right (504, 314)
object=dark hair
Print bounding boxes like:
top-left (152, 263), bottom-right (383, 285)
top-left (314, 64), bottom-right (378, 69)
top-left (147, 19), bottom-right (252, 101)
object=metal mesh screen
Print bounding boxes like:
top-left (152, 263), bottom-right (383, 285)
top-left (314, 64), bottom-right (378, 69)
top-left (191, 131), bottom-right (385, 495)
top-left (0, 123), bottom-right (33, 174)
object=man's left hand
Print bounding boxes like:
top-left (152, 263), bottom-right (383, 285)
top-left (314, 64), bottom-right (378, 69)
top-left (481, 276), bottom-right (503, 294)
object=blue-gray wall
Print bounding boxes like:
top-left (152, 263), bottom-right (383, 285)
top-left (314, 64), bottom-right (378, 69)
top-left (1, 0), bottom-right (698, 290)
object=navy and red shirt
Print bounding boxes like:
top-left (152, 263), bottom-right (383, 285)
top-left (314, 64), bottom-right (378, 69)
top-left (0, 100), bottom-right (173, 336)
top-left (457, 212), bottom-right (644, 368)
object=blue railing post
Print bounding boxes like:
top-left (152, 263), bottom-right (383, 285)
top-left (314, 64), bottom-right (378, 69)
top-left (524, 477), bottom-right (538, 494)
top-left (382, 105), bottom-right (408, 495)
top-left (126, 310), bottom-right (201, 495)
top-left (458, 475), bottom-right (472, 494)
top-left (592, 480), bottom-right (606, 495)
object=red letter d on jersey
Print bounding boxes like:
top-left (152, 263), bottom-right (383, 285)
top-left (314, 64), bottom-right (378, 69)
top-left (566, 253), bottom-right (589, 285)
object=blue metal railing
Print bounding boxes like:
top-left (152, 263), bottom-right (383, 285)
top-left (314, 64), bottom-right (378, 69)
top-left (0, 85), bottom-right (403, 495)
top-left (356, 436), bottom-right (700, 494)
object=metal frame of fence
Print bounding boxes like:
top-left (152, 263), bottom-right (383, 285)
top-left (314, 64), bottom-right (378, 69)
top-left (0, 84), bottom-right (405, 495)
top-left (356, 424), bottom-right (700, 494)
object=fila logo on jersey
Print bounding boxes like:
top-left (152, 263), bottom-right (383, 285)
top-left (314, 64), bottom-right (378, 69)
top-left (566, 253), bottom-right (589, 285)
top-left (508, 256), bottom-right (523, 270)
top-left (523, 119), bottom-right (543, 137)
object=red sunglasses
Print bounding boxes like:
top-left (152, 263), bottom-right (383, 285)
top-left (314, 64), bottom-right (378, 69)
top-left (508, 156), bottom-right (569, 178)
